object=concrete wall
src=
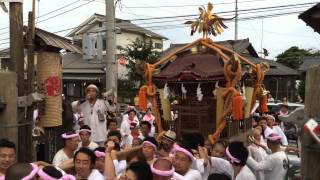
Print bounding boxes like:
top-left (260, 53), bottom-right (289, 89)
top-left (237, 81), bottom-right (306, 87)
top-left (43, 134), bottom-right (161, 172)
top-left (0, 71), bottom-right (18, 146)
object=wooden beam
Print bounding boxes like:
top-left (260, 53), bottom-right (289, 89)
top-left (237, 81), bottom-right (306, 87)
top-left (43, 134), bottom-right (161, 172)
top-left (301, 65), bottom-right (320, 179)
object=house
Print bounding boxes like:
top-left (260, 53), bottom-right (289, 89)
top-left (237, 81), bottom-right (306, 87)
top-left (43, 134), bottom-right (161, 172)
top-left (62, 13), bottom-right (167, 100)
top-left (298, 57), bottom-right (320, 73)
top-left (161, 39), bottom-right (299, 101)
top-left (299, 3), bottom-right (320, 34)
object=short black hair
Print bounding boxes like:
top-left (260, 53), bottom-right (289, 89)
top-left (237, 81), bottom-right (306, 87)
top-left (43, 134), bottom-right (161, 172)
top-left (143, 137), bottom-right (158, 148)
top-left (0, 138), bottom-right (16, 151)
top-left (126, 161), bottom-right (152, 180)
top-left (181, 133), bottom-right (205, 150)
top-left (107, 119), bottom-right (118, 127)
top-left (42, 166), bottom-right (63, 179)
top-left (74, 147), bottom-right (96, 166)
top-left (94, 147), bottom-right (106, 153)
top-left (227, 141), bottom-right (248, 166)
top-left (128, 109), bottom-right (137, 114)
top-left (207, 173), bottom-right (231, 180)
top-left (107, 130), bottom-right (122, 140)
top-left (140, 121), bottom-right (151, 129)
top-left (80, 125), bottom-right (91, 131)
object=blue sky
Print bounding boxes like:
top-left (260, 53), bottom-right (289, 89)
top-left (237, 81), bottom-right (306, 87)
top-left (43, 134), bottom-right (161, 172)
top-left (0, 0), bottom-right (319, 59)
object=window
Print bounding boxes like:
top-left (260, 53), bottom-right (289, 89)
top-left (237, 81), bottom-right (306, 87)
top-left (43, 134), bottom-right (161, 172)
top-left (154, 43), bottom-right (163, 49)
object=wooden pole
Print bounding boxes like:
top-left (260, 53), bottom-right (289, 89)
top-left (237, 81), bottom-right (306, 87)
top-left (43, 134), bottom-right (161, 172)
top-left (301, 65), bottom-right (320, 179)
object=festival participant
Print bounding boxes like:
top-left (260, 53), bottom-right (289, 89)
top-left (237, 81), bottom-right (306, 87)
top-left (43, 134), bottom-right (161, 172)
top-left (211, 141), bottom-right (226, 158)
top-left (107, 130), bottom-right (122, 148)
top-left (142, 108), bottom-right (156, 136)
top-left (0, 139), bottom-right (16, 180)
top-left (52, 131), bottom-right (79, 166)
top-left (74, 147), bottom-right (104, 180)
top-left (104, 141), bottom-right (151, 180)
top-left (151, 158), bottom-right (175, 180)
top-left (5, 163), bottom-right (38, 180)
top-left (71, 100), bottom-right (84, 131)
top-left (94, 147), bottom-right (106, 174)
top-left (132, 138), bottom-right (143, 147)
top-left (37, 165), bottom-right (75, 180)
top-left (172, 145), bottom-right (202, 180)
top-left (139, 121), bottom-right (152, 140)
top-left (80, 84), bottom-right (115, 146)
top-left (106, 118), bottom-right (118, 137)
top-left (265, 115), bottom-right (288, 146)
top-left (247, 133), bottom-right (289, 180)
top-left (141, 137), bottom-right (158, 165)
top-left (225, 141), bottom-right (256, 180)
top-left (120, 109), bottom-right (140, 146)
top-left (78, 125), bottom-right (99, 150)
top-left (158, 130), bottom-right (176, 158)
top-left (248, 126), bottom-right (267, 180)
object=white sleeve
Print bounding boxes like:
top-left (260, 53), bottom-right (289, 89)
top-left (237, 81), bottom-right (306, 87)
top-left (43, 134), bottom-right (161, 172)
top-left (184, 170), bottom-right (202, 180)
top-left (192, 159), bottom-right (204, 174)
top-left (246, 156), bottom-right (273, 171)
top-left (120, 120), bottom-right (129, 136)
top-left (275, 126), bottom-right (288, 146)
top-left (113, 160), bottom-right (127, 176)
top-left (52, 152), bottom-right (62, 166)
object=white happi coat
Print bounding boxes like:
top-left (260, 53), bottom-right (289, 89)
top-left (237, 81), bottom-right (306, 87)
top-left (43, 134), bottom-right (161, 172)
top-left (247, 151), bottom-right (288, 180)
top-left (52, 149), bottom-right (70, 166)
top-left (120, 114), bottom-right (139, 146)
top-left (173, 169), bottom-right (202, 180)
top-left (248, 144), bottom-right (268, 180)
top-left (80, 99), bottom-right (109, 143)
top-left (87, 169), bottom-right (105, 180)
top-left (209, 157), bottom-right (256, 180)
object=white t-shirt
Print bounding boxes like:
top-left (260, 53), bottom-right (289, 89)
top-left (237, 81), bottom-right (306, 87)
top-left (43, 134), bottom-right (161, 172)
top-left (247, 151), bottom-right (288, 180)
top-left (87, 169), bottom-right (105, 180)
top-left (52, 149), bottom-right (70, 166)
top-left (80, 99), bottom-right (108, 143)
top-left (173, 169), bottom-right (202, 180)
top-left (235, 165), bottom-right (256, 180)
top-left (78, 141), bottom-right (99, 150)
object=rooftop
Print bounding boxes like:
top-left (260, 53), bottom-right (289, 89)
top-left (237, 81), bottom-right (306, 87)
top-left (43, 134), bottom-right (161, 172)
top-left (298, 56), bottom-right (320, 72)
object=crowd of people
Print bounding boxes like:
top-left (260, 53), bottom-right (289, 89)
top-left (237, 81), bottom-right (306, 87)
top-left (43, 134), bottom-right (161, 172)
top-left (0, 84), bottom-right (298, 180)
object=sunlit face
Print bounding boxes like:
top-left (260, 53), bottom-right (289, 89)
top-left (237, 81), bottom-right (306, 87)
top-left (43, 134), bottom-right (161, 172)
top-left (258, 119), bottom-right (267, 129)
top-left (108, 122), bottom-right (118, 131)
top-left (159, 138), bottom-right (174, 152)
top-left (128, 111), bottom-right (136, 120)
top-left (172, 152), bottom-right (192, 175)
top-left (86, 88), bottom-right (97, 101)
top-left (211, 143), bottom-right (225, 158)
top-left (66, 137), bottom-right (80, 151)
top-left (253, 127), bottom-right (262, 140)
top-left (142, 144), bottom-right (155, 159)
top-left (95, 157), bottom-right (105, 174)
top-left (140, 124), bottom-right (151, 137)
top-left (266, 117), bottom-right (274, 127)
top-left (108, 136), bottom-right (120, 144)
top-left (79, 131), bottom-right (90, 144)
top-left (74, 152), bottom-right (92, 179)
top-left (0, 147), bottom-right (16, 173)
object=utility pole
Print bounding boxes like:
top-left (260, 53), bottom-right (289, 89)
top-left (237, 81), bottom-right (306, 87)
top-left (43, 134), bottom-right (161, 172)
top-left (105, 0), bottom-right (117, 106)
top-left (234, 0), bottom-right (238, 40)
top-left (10, 0), bottom-right (32, 162)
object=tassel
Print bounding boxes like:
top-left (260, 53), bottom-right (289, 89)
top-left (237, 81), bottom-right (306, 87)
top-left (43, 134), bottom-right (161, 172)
top-left (139, 87), bottom-right (147, 111)
top-left (258, 95), bottom-right (268, 113)
top-left (233, 91), bottom-right (243, 120)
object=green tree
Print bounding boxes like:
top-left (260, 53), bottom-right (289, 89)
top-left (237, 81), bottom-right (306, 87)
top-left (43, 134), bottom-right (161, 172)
top-left (118, 38), bottom-right (160, 102)
top-left (276, 46), bottom-right (317, 69)
top-left (276, 46), bottom-right (320, 99)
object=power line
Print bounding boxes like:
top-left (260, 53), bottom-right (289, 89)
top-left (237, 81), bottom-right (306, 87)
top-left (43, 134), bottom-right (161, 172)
top-left (123, 0), bottom-right (266, 9)
top-left (0, 2), bottom-right (315, 42)
top-left (0, 0), bottom-right (82, 31)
